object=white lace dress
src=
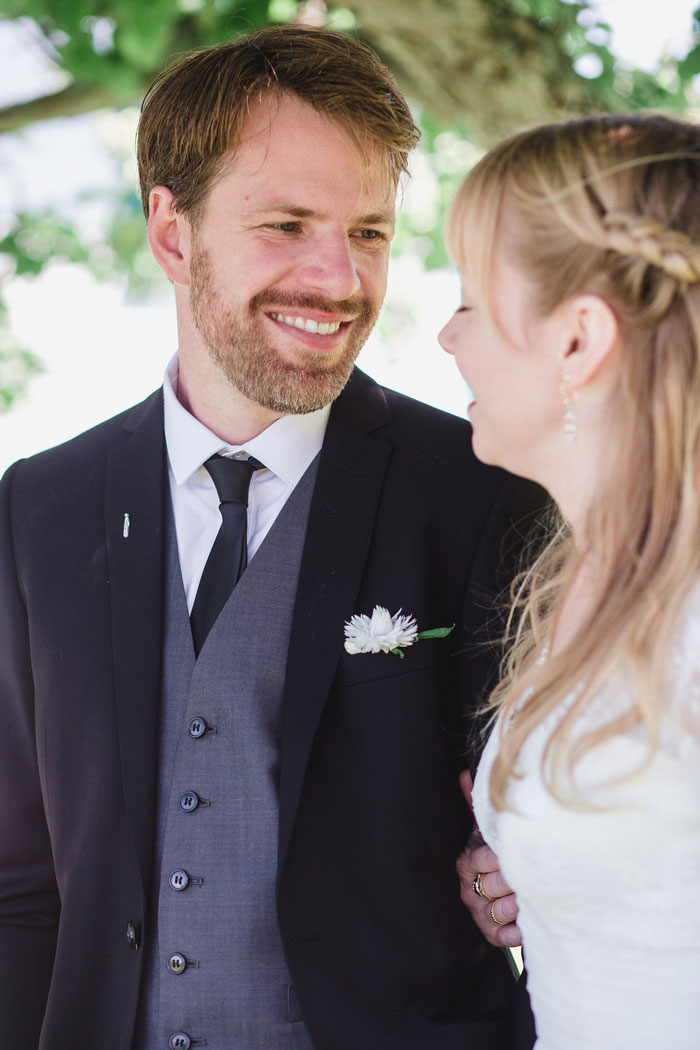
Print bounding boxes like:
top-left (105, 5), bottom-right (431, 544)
top-left (472, 588), bottom-right (700, 1050)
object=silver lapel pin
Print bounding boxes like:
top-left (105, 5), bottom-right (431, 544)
top-left (122, 513), bottom-right (131, 539)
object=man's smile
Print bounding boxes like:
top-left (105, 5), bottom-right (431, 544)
top-left (268, 312), bottom-right (344, 335)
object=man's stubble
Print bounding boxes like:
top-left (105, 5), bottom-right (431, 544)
top-left (189, 244), bottom-right (380, 415)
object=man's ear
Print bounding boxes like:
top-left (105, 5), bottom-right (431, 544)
top-left (147, 186), bottom-right (191, 285)
top-left (559, 294), bottom-right (619, 390)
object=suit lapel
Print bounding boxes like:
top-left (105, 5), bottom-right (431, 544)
top-left (105, 390), bottom-right (166, 889)
top-left (277, 371), bottom-right (392, 874)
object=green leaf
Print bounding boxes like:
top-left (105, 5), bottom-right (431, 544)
top-left (416, 625), bottom-right (455, 640)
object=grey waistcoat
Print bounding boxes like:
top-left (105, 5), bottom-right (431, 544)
top-left (134, 458), bottom-right (319, 1050)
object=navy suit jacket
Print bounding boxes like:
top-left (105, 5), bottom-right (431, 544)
top-left (0, 368), bottom-right (540, 1049)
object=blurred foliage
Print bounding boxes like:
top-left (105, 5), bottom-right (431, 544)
top-left (0, 0), bottom-right (699, 408)
top-left (2, 0), bottom-right (273, 90)
top-left (0, 299), bottom-right (44, 410)
top-left (512, 0), bottom-right (699, 108)
top-left (0, 212), bottom-right (94, 276)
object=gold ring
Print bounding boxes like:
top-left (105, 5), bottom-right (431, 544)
top-left (490, 900), bottom-right (508, 926)
top-left (473, 871), bottom-right (497, 902)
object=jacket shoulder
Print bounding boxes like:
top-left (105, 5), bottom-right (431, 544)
top-left (2, 390), bottom-right (163, 489)
top-left (373, 379), bottom-right (550, 530)
top-left (375, 381), bottom-right (503, 487)
top-left (0, 390), bottom-right (164, 530)
top-left (381, 384), bottom-right (471, 445)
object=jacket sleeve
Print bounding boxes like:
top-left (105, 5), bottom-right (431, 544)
top-left (0, 462), bottom-right (60, 1046)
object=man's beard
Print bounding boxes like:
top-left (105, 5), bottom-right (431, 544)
top-left (189, 246), bottom-right (379, 414)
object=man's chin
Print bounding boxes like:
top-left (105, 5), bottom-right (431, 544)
top-left (247, 360), bottom-right (356, 415)
top-left (201, 319), bottom-right (371, 414)
top-left (272, 338), bottom-right (354, 370)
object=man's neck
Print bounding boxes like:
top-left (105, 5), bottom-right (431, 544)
top-left (176, 352), bottom-right (284, 445)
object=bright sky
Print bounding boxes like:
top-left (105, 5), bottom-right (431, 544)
top-left (0, 1), bottom-right (698, 474)
top-left (589, 0), bottom-right (697, 68)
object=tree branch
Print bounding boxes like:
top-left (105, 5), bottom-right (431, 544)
top-left (0, 81), bottom-right (145, 134)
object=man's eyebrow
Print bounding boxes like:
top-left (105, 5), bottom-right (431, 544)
top-left (252, 203), bottom-right (395, 227)
top-left (360, 211), bottom-right (396, 229)
top-left (257, 205), bottom-right (315, 218)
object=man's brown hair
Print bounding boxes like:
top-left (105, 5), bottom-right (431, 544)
top-left (136, 23), bottom-right (420, 220)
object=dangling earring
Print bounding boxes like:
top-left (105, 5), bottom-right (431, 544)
top-left (559, 372), bottom-right (579, 444)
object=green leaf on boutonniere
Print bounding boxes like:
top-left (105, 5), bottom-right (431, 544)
top-left (344, 607), bottom-right (455, 659)
top-left (415, 625), bottom-right (455, 640)
top-left (390, 624), bottom-right (454, 657)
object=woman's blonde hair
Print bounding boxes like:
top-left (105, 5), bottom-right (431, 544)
top-left (447, 113), bottom-right (700, 807)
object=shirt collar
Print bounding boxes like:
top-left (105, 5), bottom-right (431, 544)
top-left (163, 353), bottom-right (330, 489)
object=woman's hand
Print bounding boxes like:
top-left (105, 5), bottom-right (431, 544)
top-left (457, 770), bottom-right (522, 948)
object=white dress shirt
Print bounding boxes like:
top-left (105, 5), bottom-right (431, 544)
top-left (163, 354), bottom-right (330, 612)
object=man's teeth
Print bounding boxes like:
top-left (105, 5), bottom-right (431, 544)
top-left (270, 313), bottom-right (341, 335)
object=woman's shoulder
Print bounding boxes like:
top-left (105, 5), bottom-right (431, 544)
top-left (665, 578), bottom-right (700, 739)
top-left (672, 578), bottom-right (700, 672)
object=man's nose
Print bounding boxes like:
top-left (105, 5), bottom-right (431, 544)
top-left (295, 231), bottom-right (361, 301)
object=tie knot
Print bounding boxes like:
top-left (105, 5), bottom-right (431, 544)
top-left (204, 454), bottom-right (263, 506)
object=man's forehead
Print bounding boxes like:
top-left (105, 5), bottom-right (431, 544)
top-left (222, 92), bottom-right (400, 204)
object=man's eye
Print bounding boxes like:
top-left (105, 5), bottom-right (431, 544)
top-left (358, 229), bottom-right (384, 240)
top-left (274, 222), bottom-right (300, 232)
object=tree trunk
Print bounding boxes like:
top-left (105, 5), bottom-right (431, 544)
top-left (328, 0), bottom-right (602, 143)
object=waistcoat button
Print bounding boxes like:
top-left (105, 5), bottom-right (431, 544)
top-left (169, 869), bottom-right (190, 891)
top-left (188, 716), bottom-right (207, 738)
top-left (126, 921), bottom-right (140, 950)
top-left (179, 790), bottom-right (199, 812)
top-left (167, 952), bottom-right (187, 975)
top-left (169, 1034), bottom-right (191, 1050)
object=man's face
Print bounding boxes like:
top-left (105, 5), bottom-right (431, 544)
top-left (186, 93), bottom-right (396, 414)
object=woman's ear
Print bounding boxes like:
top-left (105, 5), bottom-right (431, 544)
top-left (146, 186), bottom-right (191, 285)
top-left (559, 294), bottom-right (619, 391)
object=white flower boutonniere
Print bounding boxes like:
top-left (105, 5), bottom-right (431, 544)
top-left (343, 605), bottom-right (454, 659)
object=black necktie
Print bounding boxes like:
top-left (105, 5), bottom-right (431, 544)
top-left (190, 454), bottom-right (263, 656)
